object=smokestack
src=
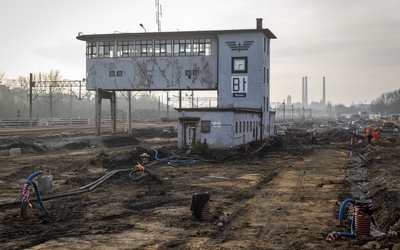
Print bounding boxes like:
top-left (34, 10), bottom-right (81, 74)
top-left (305, 76), bottom-right (308, 106)
top-left (322, 77), bottom-right (326, 106)
top-left (256, 18), bottom-right (263, 29)
top-left (302, 77), bottom-right (305, 105)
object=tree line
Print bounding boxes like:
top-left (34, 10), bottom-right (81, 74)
top-left (0, 70), bottom-right (173, 121)
top-left (370, 89), bottom-right (400, 114)
top-left (1, 70), bottom-right (399, 119)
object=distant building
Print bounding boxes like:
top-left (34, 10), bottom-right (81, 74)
top-left (77, 18), bottom-right (277, 149)
top-left (287, 95), bottom-right (292, 106)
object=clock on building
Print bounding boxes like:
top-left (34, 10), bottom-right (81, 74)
top-left (232, 57), bottom-right (248, 73)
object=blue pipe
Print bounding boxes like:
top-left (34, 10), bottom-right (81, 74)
top-left (26, 171), bottom-right (42, 183)
top-left (152, 148), bottom-right (176, 161)
top-left (151, 148), bottom-right (198, 167)
top-left (334, 231), bottom-right (355, 239)
top-left (167, 158), bottom-right (197, 168)
top-left (327, 198), bottom-right (356, 240)
top-left (31, 181), bottom-right (49, 215)
top-left (23, 171), bottom-right (50, 216)
top-left (339, 198), bottom-right (355, 223)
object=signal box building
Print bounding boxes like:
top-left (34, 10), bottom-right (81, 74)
top-left (77, 18), bottom-right (276, 149)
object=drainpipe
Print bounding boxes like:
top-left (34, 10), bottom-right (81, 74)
top-left (260, 106), bottom-right (263, 140)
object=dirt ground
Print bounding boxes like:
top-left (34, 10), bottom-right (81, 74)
top-left (1, 121), bottom-right (400, 250)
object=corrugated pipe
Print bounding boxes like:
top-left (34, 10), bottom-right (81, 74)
top-left (354, 200), bottom-right (373, 236)
top-left (0, 168), bottom-right (132, 209)
top-left (326, 198), bottom-right (373, 241)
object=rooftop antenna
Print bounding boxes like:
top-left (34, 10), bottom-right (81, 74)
top-left (155, 0), bottom-right (162, 32)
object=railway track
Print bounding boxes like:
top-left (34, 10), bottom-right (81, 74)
top-left (0, 122), bottom-right (176, 137)
top-left (0, 125), bottom-right (98, 136)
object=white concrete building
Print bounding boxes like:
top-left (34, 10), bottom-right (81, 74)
top-left (77, 18), bottom-right (276, 149)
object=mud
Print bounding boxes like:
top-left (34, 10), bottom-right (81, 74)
top-left (0, 122), bottom-right (400, 249)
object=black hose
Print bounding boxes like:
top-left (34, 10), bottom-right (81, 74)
top-left (353, 150), bottom-right (367, 163)
top-left (0, 168), bottom-right (132, 209)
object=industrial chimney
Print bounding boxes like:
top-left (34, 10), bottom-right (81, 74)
top-left (322, 77), bottom-right (326, 106)
top-left (302, 76), bottom-right (308, 106)
top-left (302, 77), bottom-right (305, 105)
top-left (305, 76), bottom-right (308, 106)
top-left (256, 18), bottom-right (263, 29)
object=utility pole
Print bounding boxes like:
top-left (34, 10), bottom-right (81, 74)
top-left (179, 90), bottom-right (182, 108)
top-left (291, 104), bottom-right (294, 119)
top-left (27, 78), bottom-right (87, 126)
top-left (166, 91), bottom-right (169, 118)
top-left (69, 84), bottom-right (72, 125)
top-left (283, 99), bottom-right (285, 121)
top-left (29, 73), bottom-right (33, 126)
top-left (127, 91), bottom-right (132, 134)
top-left (191, 91), bottom-right (194, 108)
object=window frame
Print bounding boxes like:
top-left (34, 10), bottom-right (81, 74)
top-left (174, 39), bottom-right (192, 56)
top-left (155, 39), bottom-right (172, 57)
top-left (117, 41), bottom-right (134, 57)
top-left (200, 120), bottom-right (211, 133)
top-left (86, 42), bottom-right (97, 58)
top-left (193, 38), bottom-right (211, 56)
top-left (98, 41), bottom-right (114, 58)
top-left (136, 40), bottom-right (154, 57)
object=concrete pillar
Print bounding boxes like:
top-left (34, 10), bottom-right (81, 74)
top-left (95, 90), bottom-right (116, 135)
top-left (128, 91), bottom-right (132, 135)
top-left (95, 89), bottom-right (102, 135)
top-left (110, 91), bottom-right (116, 134)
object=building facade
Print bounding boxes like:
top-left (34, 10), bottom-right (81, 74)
top-left (77, 18), bottom-right (276, 149)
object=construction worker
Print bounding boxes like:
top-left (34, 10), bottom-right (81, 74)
top-left (373, 127), bottom-right (380, 143)
top-left (311, 129), bottom-right (318, 144)
top-left (365, 126), bottom-right (372, 144)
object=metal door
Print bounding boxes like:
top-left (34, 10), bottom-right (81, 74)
top-left (183, 122), bottom-right (196, 148)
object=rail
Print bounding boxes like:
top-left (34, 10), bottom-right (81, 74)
top-left (0, 118), bottom-right (89, 127)
top-left (0, 119), bottom-right (38, 127)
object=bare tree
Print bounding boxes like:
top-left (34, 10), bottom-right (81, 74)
top-left (43, 70), bottom-right (63, 119)
top-left (371, 89), bottom-right (400, 114)
top-left (0, 71), bottom-right (4, 84)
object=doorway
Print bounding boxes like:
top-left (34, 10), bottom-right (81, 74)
top-left (183, 122), bottom-right (196, 148)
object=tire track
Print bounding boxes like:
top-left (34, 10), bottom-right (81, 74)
top-left (206, 148), bottom-right (348, 249)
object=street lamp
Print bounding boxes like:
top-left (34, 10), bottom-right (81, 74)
top-left (139, 23), bottom-right (146, 32)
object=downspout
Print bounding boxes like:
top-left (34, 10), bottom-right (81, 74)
top-left (260, 106), bottom-right (263, 140)
top-left (216, 33), bottom-right (220, 105)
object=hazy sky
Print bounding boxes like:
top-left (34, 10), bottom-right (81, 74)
top-left (1, 0), bottom-right (399, 106)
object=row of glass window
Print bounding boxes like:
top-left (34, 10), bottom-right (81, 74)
top-left (235, 120), bottom-right (260, 134)
top-left (86, 38), bottom-right (212, 58)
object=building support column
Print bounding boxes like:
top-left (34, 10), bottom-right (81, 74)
top-left (127, 91), bottom-right (132, 135)
top-left (95, 89), bottom-right (117, 135)
top-left (95, 89), bottom-right (102, 135)
top-left (110, 91), bottom-right (116, 134)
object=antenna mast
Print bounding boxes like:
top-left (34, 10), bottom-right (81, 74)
top-left (155, 0), bottom-right (162, 32)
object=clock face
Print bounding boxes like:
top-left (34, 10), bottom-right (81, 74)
top-left (232, 57), bottom-right (247, 73)
top-left (234, 59), bottom-right (245, 70)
